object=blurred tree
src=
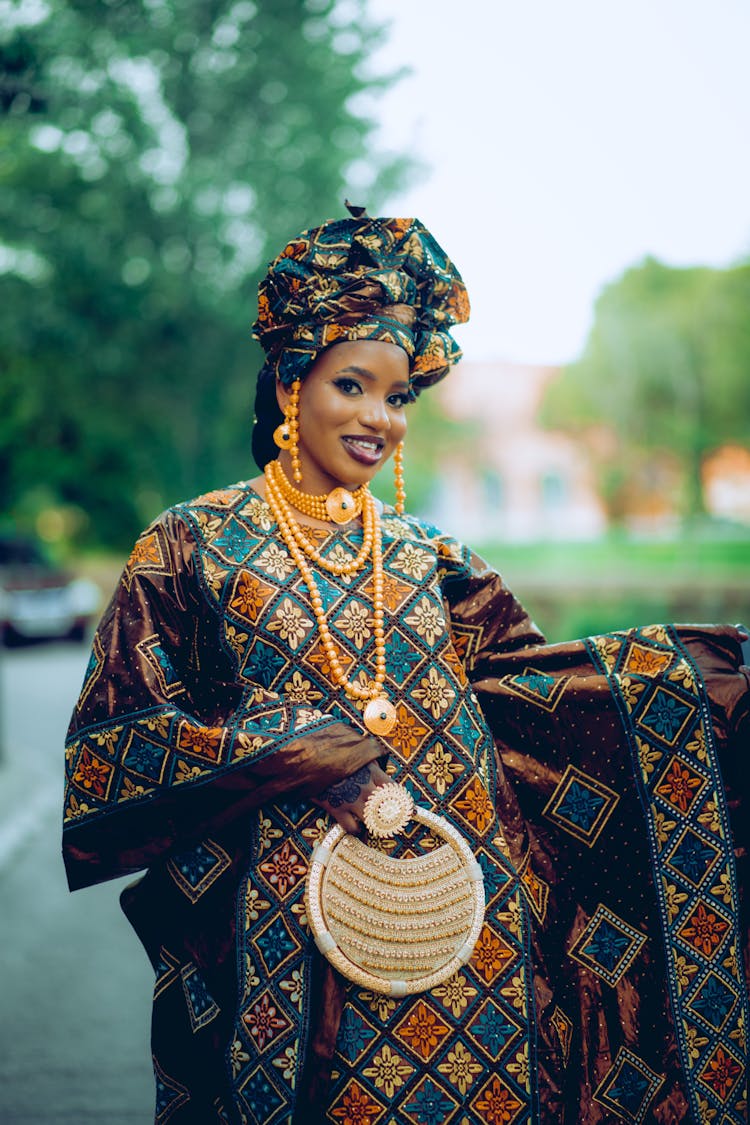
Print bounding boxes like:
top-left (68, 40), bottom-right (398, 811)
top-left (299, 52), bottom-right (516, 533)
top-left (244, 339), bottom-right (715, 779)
top-left (541, 257), bottom-right (750, 522)
top-left (0, 0), bottom-right (413, 550)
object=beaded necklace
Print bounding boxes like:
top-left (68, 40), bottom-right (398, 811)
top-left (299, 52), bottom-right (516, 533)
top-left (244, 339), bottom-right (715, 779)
top-left (267, 458), bottom-right (366, 525)
top-left (264, 459), bottom-right (397, 736)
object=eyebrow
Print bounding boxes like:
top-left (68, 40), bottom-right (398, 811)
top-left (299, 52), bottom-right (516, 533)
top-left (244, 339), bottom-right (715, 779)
top-left (336, 365), bottom-right (409, 392)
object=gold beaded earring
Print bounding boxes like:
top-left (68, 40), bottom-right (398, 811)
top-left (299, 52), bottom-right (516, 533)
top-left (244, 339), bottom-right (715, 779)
top-left (273, 379), bottom-right (302, 482)
top-left (288, 379), bottom-right (302, 482)
top-left (393, 441), bottom-right (406, 515)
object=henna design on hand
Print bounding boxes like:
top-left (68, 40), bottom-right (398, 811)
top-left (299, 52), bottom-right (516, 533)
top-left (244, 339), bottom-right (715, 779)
top-left (318, 765), bottom-right (371, 808)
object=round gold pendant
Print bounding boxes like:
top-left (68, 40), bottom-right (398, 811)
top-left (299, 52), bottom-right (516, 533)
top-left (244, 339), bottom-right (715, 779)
top-left (326, 487), bottom-right (357, 524)
top-left (363, 697), bottom-right (397, 736)
top-left (273, 423), bottom-right (292, 450)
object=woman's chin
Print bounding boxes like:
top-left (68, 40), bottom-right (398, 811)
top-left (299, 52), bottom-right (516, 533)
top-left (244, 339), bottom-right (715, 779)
top-left (318, 463), bottom-right (383, 493)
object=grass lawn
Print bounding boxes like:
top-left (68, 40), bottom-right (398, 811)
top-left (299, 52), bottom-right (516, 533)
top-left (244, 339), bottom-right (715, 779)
top-left (475, 535), bottom-right (750, 642)
top-left (479, 535), bottom-right (750, 587)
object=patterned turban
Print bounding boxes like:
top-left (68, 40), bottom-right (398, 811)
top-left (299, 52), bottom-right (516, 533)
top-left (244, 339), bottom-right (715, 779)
top-left (252, 205), bottom-right (470, 392)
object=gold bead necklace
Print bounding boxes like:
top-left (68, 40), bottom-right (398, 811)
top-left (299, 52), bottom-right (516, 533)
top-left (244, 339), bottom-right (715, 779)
top-left (267, 458), bottom-right (365, 525)
top-left (265, 460), bottom-right (374, 577)
top-left (264, 459), bottom-right (396, 735)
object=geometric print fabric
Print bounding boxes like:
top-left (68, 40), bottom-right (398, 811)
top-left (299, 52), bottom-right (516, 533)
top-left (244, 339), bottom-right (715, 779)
top-left (593, 1046), bottom-right (665, 1124)
top-left (586, 625), bottom-right (749, 1125)
top-left (172, 484), bottom-right (537, 1124)
top-left (568, 904), bottom-right (647, 988)
top-left (543, 764), bottom-right (620, 849)
top-left (65, 477), bottom-right (750, 1124)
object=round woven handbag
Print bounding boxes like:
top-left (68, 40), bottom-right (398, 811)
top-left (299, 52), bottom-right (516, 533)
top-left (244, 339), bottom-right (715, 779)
top-left (305, 784), bottom-right (485, 997)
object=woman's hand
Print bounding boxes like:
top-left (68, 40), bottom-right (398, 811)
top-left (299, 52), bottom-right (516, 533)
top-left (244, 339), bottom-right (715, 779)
top-left (314, 760), bottom-right (391, 834)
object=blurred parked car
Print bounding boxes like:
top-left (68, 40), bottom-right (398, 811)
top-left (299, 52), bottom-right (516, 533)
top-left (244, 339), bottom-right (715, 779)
top-left (0, 533), bottom-right (100, 644)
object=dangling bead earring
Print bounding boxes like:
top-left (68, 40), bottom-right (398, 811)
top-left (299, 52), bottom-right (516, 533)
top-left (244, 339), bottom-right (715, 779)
top-left (288, 379), bottom-right (302, 483)
top-left (394, 441), bottom-right (406, 515)
top-left (273, 379), bottom-right (302, 483)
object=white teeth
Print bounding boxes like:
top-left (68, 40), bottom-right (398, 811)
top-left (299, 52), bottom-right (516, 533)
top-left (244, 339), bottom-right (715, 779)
top-left (345, 438), bottom-right (381, 452)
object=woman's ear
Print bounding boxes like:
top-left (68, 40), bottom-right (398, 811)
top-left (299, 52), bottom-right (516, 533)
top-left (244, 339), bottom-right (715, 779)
top-left (276, 379), bottom-right (291, 414)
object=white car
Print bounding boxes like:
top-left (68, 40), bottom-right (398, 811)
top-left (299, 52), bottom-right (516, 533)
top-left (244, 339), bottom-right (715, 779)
top-left (0, 534), bottom-right (101, 644)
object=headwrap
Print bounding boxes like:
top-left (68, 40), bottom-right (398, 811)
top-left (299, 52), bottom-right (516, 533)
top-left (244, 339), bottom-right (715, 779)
top-left (252, 204), bottom-right (470, 393)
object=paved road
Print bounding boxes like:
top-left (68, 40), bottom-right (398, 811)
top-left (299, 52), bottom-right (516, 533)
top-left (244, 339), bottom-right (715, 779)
top-left (0, 643), bottom-right (154, 1123)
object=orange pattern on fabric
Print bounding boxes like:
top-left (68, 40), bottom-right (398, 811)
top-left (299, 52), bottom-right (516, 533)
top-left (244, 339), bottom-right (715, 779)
top-left (127, 531), bottom-right (162, 570)
top-left (700, 1046), bottom-right (743, 1100)
top-left (386, 703), bottom-right (430, 760)
top-left (454, 777), bottom-right (495, 833)
top-left (72, 747), bottom-right (113, 797)
top-left (361, 573), bottom-right (413, 613)
top-left (472, 1075), bottom-right (525, 1124)
top-left (322, 323), bottom-right (349, 344)
top-left (199, 489), bottom-right (242, 507)
top-left (412, 337), bottom-right (448, 374)
top-left (177, 724), bottom-right (223, 762)
top-left (679, 903), bottom-right (730, 957)
top-left (655, 759), bottom-right (703, 813)
top-left (471, 924), bottom-right (516, 984)
top-left (441, 643), bottom-right (469, 687)
top-left (241, 993), bottom-right (288, 1051)
top-left (450, 631), bottom-right (471, 666)
top-left (229, 571), bottom-right (274, 623)
top-left (624, 644), bottom-right (672, 676)
top-left (396, 1000), bottom-right (451, 1061)
top-left (330, 1080), bottom-right (384, 1125)
top-left (258, 840), bottom-right (307, 898)
top-left (307, 637), bottom-right (355, 680)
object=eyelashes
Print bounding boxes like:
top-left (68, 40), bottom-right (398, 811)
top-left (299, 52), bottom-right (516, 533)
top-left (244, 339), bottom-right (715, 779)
top-left (333, 377), bottom-right (361, 395)
top-left (332, 378), bottom-right (409, 409)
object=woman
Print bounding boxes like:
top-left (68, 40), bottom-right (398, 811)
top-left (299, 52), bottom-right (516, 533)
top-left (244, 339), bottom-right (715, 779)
top-left (64, 209), bottom-right (749, 1124)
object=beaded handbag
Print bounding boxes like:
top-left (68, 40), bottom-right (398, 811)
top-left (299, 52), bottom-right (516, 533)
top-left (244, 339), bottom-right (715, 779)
top-left (305, 784), bottom-right (485, 997)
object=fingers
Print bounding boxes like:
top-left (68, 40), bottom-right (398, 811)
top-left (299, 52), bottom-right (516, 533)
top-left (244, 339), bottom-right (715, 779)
top-left (369, 762), bottom-right (391, 787)
top-left (328, 808), bottom-right (361, 834)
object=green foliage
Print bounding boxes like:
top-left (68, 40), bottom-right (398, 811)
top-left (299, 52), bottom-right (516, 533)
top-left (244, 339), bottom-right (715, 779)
top-left (541, 256), bottom-right (750, 520)
top-left (0, 0), bottom-right (414, 550)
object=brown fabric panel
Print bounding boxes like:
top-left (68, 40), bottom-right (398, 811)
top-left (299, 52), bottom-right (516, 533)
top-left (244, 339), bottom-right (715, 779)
top-left (441, 547), bottom-right (547, 661)
top-left (444, 577), bottom-right (750, 1122)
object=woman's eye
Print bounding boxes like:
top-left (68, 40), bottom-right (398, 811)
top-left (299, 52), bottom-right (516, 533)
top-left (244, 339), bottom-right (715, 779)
top-left (388, 393), bottom-right (409, 408)
top-left (333, 378), bottom-right (361, 395)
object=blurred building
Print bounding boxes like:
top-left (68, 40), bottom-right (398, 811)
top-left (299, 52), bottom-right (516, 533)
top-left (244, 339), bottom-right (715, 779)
top-left (426, 360), bottom-right (607, 542)
top-left (702, 445), bottom-right (750, 524)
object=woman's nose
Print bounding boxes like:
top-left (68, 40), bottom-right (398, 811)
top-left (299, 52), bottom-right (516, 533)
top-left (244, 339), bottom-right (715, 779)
top-left (359, 396), bottom-right (390, 430)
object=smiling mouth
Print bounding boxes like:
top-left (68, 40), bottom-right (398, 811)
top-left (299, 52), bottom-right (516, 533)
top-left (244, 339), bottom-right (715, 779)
top-left (341, 436), bottom-right (385, 465)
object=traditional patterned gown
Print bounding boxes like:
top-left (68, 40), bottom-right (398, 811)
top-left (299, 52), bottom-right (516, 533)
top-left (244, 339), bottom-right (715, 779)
top-left (63, 481), bottom-right (749, 1125)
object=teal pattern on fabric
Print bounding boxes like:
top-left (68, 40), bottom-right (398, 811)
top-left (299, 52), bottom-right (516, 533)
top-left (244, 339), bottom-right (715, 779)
top-left (585, 625), bottom-right (749, 1123)
top-left (168, 483), bottom-right (537, 1124)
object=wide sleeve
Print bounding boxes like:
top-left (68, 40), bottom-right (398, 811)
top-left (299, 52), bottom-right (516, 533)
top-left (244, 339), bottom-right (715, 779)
top-left (444, 545), bottom-right (749, 1117)
top-left (437, 539), bottom-right (546, 668)
top-left (439, 541), bottom-right (748, 768)
top-left (63, 510), bottom-right (382, 891)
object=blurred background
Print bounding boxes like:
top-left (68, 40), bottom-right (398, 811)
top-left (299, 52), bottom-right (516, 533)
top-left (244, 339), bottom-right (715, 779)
top-left (0, 0), bottom-right (748, 1120)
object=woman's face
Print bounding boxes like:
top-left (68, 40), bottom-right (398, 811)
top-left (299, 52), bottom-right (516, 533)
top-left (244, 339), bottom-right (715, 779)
top-left (276, 340), bottom-right (410, 495)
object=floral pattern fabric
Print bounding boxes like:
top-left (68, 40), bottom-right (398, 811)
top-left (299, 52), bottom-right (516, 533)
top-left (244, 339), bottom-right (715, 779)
top-left (252, 207), bottom-right (469, 392)
top-left (63, 481), bottom-right (750, 1124)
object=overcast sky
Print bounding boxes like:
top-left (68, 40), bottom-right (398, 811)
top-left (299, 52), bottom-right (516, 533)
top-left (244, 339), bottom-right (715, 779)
top-left (364, 0), bottom-right (750, 365)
